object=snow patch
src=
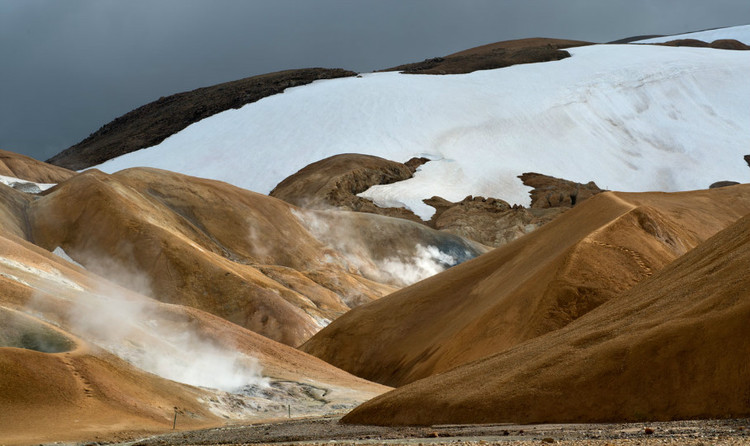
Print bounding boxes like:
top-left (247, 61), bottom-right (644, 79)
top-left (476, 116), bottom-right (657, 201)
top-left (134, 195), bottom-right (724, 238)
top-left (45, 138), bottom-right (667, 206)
top-left (52, 247), bottom-right (85, 269)
top-left (92, 44), bottom-right (750, 215)
top-left (0, 174), bottom-right (55, 193)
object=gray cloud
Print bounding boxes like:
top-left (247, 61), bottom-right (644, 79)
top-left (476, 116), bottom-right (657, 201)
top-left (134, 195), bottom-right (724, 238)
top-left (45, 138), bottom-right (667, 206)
top-left (1, 0), bottom-right (749, 161)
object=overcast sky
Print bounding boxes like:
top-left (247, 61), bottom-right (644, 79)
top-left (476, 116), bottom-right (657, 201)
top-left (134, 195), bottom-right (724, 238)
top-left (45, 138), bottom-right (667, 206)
top-left (2, 0), bottom-right (750, 161)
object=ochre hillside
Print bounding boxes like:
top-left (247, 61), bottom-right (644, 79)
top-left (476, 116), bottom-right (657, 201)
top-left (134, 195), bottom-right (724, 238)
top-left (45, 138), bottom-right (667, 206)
top-left (301, 186), bottom-right (750, 386)
top-left (26, 167), bottom-right (484, 346)
top-left (0, 149), bottom-right (74, 183)
top-left (343, 207), bottom-right (750, 425)
top-left (0, 203), bottom-right (387, 444)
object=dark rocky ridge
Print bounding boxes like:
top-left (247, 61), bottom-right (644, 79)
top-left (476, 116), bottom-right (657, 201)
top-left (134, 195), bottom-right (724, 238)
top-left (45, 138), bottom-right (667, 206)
top-left (657, 38), bottom-right (750, 50)
top-left (384, 38), bottom-right (591, 75)
top-left (47, 68), bottom-right (357, 170)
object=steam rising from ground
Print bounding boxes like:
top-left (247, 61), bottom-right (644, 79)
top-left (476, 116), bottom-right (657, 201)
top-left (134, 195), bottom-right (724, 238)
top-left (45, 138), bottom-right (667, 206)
top-left (68, 290), bottom-right (267, 391)
top-left (291, 209), bottom-right (466, 287)
top-left (29, 250), bottom-right (267, 392)
top-left (377, 244), bottom-right (458, 286)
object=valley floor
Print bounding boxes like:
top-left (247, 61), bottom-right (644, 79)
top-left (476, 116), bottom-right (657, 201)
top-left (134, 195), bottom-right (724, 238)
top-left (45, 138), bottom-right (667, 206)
top-left (126, 416), bottom-right (750, 446)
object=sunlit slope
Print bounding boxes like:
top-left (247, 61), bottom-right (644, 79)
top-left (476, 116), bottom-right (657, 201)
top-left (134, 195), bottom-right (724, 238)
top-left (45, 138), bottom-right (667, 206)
top-left (0, 232), bottom-right (218, 444)
top-left (0, 149), bottom-right (74, 183)
top-left (343, 206), bottom-right (750, 425)
top-left (26, 168), bottom-right (483, 346)
top-left (0, 208), bottom-right (387, 444)
top-left (93, 44), bottom-right (750, 219)
top-left (301, 185), bottom-right (750, 386)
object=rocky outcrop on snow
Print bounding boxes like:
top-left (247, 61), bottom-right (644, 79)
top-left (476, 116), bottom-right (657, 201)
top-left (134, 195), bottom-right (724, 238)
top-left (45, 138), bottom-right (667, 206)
top-left (270, 153), bottom-right (426, 223)
top-left (384, 38), bottom-right (591, 75)
top-left (658, 38), bottom-right (750, 50)
top-left (519, 172), bottom-right (604, 208)
top-left (423, 195), bottom-right (565, 247)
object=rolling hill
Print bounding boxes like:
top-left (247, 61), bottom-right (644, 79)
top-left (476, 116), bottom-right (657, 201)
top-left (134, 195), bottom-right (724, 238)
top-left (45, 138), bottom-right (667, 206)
top-left (301, 185), bottom-right (750, 386)
top-left (342, 202), bottom-right (750, 425)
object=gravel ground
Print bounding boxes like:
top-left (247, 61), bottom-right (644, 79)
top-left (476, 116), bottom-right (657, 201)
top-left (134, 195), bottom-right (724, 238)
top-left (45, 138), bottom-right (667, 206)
top-left (125, 416), bottom-right (750, 446)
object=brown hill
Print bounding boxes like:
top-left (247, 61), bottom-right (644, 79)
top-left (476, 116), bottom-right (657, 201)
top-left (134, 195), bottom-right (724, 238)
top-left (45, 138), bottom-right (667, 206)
top-left (0, 228), bottom-right (387, 444)
top-left (271, 154), bottom-right (594, 248)
top-left (385, 38), bottom-right (591, 74)
top-left (0, 149), bottom-right (74, 183)
top-left (269, 153), bottom-right (426, 223)
top-left (47, 68), bottom-right (356, 170)
top-left (301, 186), bottom-right (750, 386)
top-left (343, 206), bottom-right (750, 425)
top-left (658, 38), bottom-right (750, 50)
top-left (25, 167), bottom-right (484, 346)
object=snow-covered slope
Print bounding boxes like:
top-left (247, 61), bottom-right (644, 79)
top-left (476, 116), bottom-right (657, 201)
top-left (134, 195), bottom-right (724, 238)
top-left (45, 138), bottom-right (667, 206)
top-left (0, 174), bottom-right (55, 192)
top-left (93, 44), bottom-right (750, 220)
top-left (635, 24), bottom-right (750, 44)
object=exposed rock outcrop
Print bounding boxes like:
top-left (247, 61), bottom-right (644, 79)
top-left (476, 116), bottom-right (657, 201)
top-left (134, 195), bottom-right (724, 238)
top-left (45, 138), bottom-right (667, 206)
top-left (424, 195), bottom-right (565, 247)
top-left (519, 172), bottom-right (604, 208)
top-left (658, 38), bottom-right (750, 50)
top-left (384, 38), bottom-right (591, 75)
top-left (270, 153), bottom-right (424, 223)
top-left (271, 155), bottom-right (604, 248)
top-left (709, 180), bottom-right (740, 189)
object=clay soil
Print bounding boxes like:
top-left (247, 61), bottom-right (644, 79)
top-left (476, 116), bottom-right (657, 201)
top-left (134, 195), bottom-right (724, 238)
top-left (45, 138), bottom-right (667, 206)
top-left (127, 416), bottom-right (750, 445)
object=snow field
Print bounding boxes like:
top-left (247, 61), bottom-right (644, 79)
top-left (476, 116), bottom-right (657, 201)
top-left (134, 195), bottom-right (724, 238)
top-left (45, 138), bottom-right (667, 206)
top-left (93, 43), bottom-right (750, 220)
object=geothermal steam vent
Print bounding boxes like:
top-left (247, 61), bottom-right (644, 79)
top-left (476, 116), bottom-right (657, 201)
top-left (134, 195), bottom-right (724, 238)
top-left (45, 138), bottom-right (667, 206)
top-left (0, 308), bottom-right (76, 353)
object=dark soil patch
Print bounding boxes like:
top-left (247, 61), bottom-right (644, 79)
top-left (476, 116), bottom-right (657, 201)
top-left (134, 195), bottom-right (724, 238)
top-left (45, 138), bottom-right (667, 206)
top-left (383, 38), bottom-right (591, 75)
top-left (607, 35), bottom-right (664, 44)
top-left (47, 68), bottom-right (357, 170)
top-left (657, 39), bottom-right (750, 50)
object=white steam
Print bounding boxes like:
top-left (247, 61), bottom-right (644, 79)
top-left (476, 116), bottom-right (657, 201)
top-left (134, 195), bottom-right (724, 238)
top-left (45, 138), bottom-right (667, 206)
top-left (31, 251), bottom-right (268, 392)
top-left (291, 209), bottom-right (460, 287)
top-left (377, 244), bottom-right (458, 286)
top-left (68, 289), bottom-right (267, 391)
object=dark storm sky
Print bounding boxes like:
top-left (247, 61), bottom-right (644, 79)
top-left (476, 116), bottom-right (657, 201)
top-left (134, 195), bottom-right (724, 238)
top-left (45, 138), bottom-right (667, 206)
top-left (2, 0), bottom-right (750, 162)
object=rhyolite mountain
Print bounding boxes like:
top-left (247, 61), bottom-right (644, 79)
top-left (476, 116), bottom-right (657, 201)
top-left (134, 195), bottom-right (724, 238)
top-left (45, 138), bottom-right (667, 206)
top-left (2, 24), bottom-right (750, 444)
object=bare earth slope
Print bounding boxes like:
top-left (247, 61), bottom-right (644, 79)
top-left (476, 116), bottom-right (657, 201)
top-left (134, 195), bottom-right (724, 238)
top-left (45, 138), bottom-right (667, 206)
top-left (343, 205), bottom-right (750, 425)
top-left (26, 167), bottom-right (484, 346)
top-left (269, 153), bottom-right (424, 223)
top-left (301, 186), bottom-right (750, 386)
top-left (47, 68), bottom-right (356, 170)
top-left (0, 191), bottom-right (387, 444)
top-left (0, 149), bottom-right (74, 183)
top-left (385, 38), bottom-right (591, 74)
